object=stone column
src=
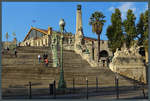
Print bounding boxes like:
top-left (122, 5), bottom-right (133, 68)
top-left (74, 4), bottom-right (84, 53)
top-left (76, 5), bottom-right (82, 33)
top-left (43, 38), bottom-right (45, 46)
top-left (31, 40), bottom-right (34, 46)
top-left (36, 40), bottom-right (38, 46)
top-left (51, 33), bottom-right (58, 67)
top-left (40, 39), bottom-right (42, 46)
top-left (47, 37), bottom-right (49, 46)
top-left (145, 48), bottom-right (148, 63)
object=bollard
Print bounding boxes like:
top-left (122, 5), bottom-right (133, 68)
top-left (73, 77), bottom-right (75, 93)
top-left (115, 76), bottom-right (119, 99)
top-left (29, 81), bottom-right (32, 99)
top-left (96, 76), bottom-right (98, 92)
top-left (133, 76), bottom-right (137, 90)
top-left (49, 83), bottom-right (54, 95)
top-left (86, 77), bottom-right (88, 100)
top-left (49, 84), bottom-right (51, 95)
top-left (142, 83), bottom-right (145, 98)
top-left (53, 80), bottom-right (56, 99)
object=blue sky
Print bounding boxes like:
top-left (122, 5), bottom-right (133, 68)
top-left (2, 2), bottom-right (148, 42)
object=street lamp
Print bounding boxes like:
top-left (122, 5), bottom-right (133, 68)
top-left (58, 19), bottom-right (66, 89)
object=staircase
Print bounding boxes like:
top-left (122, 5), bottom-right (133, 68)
top-left (2, 46), bottom-right (133, 89)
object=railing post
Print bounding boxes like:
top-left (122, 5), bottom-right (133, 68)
top-left (115, 75), bottom-right (119, 99)
top-left (53, 80), bottom-right (56, 99)
top-left (86, 77), bottom-right (88, 100)
top-left (96, 76), bottom-right (98, 92)
top-left (73, 77), bottom-right (75, 93)
top-left (29, 81), bottom-right (32, 99)
top-left (142, 83), bottom-right (145, 98)
top-left (49, 84), bottom-right (51, 95)
top-left (133, 76), bottom-right (137, 90)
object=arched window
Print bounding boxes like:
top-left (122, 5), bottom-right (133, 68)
top-left (99, 50), bottom-right (109, 57)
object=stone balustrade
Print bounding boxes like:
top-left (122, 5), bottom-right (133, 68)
top-left (20, 35), bottom-right (50, 47)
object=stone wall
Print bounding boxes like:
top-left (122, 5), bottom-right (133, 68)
top-left (85, 40), bottom-right (113, 61)
top-left (109, 47), bottom-right (147, 83)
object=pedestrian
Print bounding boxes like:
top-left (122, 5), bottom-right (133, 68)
top-left (43, 53), bottom-right (46, 62)
top-left (45, 58), bottom-right (48, 67)
top-left (7, 47), bottom-right (9, 51)
top-left (45, 53), bottom-right (48, 59)
top-left (14, 48), bottom-right (17, 57)
top-left (38, 54), bottom-right (41, 64)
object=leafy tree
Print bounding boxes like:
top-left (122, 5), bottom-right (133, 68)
top-left (106, 8), bottom-right (124, 54)
top-left (143, 10), bottom-right (148, 49)
top-left (136, 13), bottom-right (144, 46)
top-left (123, 9), bottom-right (137, 48)
top-left (89, 11), bottom-right (106, 62)
top-left (136, 10), bottom-right (148, 50)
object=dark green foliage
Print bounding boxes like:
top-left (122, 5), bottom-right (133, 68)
top-left (106, 8), bottom-right (124, 53)
top-left (89, 11), bottom-right (106, 61)
top-left (143, 10), bottom-right (148, 50)
top-left (136, 10), bottom-right (148, 50)
top-left (123, 9), bottom-right (137, 48)
top-left (143, 10), bottom-right (148, 40)
top-left (136, 13), bottom-right (144, 46)
top-left (89, 11), bottom-right (106, 34)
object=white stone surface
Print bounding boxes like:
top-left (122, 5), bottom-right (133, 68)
top-left (109, 46), bottom-right (147, 83)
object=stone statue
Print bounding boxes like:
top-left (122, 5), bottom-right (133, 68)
top-left (51, 33), bottom-right (58, 67)
top-left (77, 4), bottom-right (81, 10)
top-left (84, 48), bottom-right (90, 54)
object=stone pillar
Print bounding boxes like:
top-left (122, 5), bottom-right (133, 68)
top-left (145, 48), bottom-right (148, 63)
top-left (36, 40), bottom-right (38, 46)
top-left (76, 4), bottom-right (82, 33)
top-left (51, 33), bottom-right (58, 67)
top-left (74, 4), bottom-right (84, 52)
top-left (43, 38), bottom-right (46, 46)
top-left (31, 39), bottom-right (34, 46)
top-left (38, 40), bottom-right (40, 46)
top-left (40, 39), bottom-right (42, 46)
top-left (47, 37), bottom-right (49, 46)
top-left (48, 27), bottom-right (52, 35)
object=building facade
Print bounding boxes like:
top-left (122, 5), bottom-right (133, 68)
top-left (20, 5), bottom-right (113, 67)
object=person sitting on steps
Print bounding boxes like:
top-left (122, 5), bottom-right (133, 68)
top-left (45, 58), bottom-right (48, 67)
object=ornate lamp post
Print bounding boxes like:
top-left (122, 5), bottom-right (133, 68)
top-left (58, 19), bottom-right (66, 89)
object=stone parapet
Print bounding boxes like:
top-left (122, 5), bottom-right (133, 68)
top-left (20, 35), bottom-right (50, 47)
top-left (74, 45), bottom-right (99, 68)
top-left (109, 47), bottom-right (147, 84)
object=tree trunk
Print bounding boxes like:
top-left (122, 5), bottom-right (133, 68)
top-left (98, 34), bottom-right (100, 62)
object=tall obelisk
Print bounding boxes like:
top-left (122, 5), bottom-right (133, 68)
top-left (74, 4), bottom-right (84, 50)
top-left (76, 4), bottom-right (82, 33)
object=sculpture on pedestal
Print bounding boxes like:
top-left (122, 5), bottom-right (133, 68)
top-left (51, 32), bottom-right (58, 67)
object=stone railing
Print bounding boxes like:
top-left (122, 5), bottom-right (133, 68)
top-left (74, 44), bottom-right (98, 68)
top-left (20, 35), bottom-right (50, 47)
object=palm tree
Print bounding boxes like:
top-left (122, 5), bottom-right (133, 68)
top-left (89, 11), bottom-right (106, 62)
